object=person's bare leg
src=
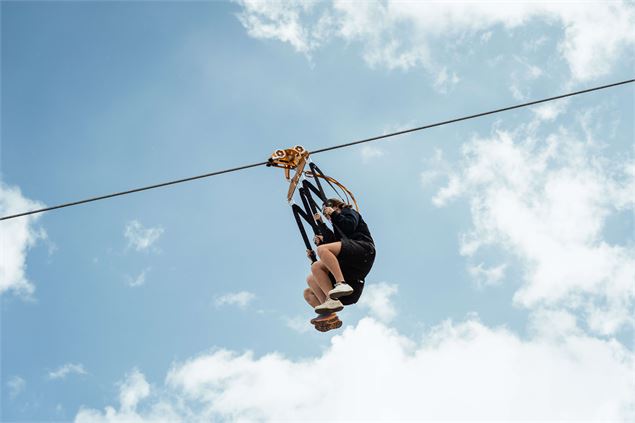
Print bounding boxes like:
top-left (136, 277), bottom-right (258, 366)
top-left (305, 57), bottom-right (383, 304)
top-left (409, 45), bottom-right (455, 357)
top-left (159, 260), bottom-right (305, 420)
top-left (306, 274), bottom-right (326, 304)
top-left (311, 262), bottom-right (337, 300)
top-left (306, 280), bottom-right (339, 327)
top-left (316, 242), bottom-right (345, 282)
top-left (303, 288), bottom-right (321, 308)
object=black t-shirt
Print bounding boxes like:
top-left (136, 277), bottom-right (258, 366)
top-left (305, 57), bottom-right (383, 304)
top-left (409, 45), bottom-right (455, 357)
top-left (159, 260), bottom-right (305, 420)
top-left (318, 208), bottom-right (374, 244)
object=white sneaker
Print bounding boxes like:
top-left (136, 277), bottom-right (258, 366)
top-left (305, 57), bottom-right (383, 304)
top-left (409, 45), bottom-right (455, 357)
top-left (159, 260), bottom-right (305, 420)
top-left (314, 298), bottom-right (344, 314)
top-left (329, 282), bottom-right (354, 300)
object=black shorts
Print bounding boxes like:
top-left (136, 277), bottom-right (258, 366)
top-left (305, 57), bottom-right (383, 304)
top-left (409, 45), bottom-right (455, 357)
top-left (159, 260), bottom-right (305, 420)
top-left (334, 239), bottom-right (376, 305)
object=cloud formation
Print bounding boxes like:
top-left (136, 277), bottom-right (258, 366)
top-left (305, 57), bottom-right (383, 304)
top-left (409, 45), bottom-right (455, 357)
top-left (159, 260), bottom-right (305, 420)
top-left (127, 268), bottom-right (150, 288)
top-left (48, 363), bottom-right (88, 380)
top-left (118, 368), bottom-right (150, 412)
top-left (468, 263), bottom-right (507, 289)
top-left (433, 113), bottom-right (635, 335)
top-left (433, 67), bottom-right (460, 93)
top-left (7, 376), bottom-right (26, 400)
top-left (285, 315), bottom-right (312, 334)
top-left (75, 316), bottom-right (634, 422)
top-left (214, 291), bottom-right (256, 309)
top-left (124, 220), bottom-right (164, 252)
top-left (75, 368), bottom-right (178, 423)
top-left (359, 281), bottom-right (398, 322)
top-left (0, 182), bottom-right (46, 297)
top-left (236, 1), bottom-right (635, 82)
top-left (360, 145), bottom-right (384, 163)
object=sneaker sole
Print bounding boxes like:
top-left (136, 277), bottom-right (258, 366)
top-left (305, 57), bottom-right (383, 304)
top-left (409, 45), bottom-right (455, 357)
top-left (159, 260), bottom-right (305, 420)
top-left (314, 304), bottom-right (344, 314)
top-left (328, 289), bottom-right (354, 300)
top-left (314, 318), bottom-right (343, 332)
top-left (311, 313), bottom-right (337, 325)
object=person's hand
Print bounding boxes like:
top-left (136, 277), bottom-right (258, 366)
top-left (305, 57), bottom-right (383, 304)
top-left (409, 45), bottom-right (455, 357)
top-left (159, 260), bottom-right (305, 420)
top-left (313, 212), bottom-right (322, 222)
top-left (322, 206), bottom-right (335, 218)
top-left (313, 234), bottom-right (324, 246)
top-left (306, 249), bottom-right (315, 258)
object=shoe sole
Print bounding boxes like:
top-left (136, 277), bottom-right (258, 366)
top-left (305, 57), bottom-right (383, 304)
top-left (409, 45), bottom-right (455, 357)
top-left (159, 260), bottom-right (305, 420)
top-left (311, 313), bottom-right (336, 325)
top-left (314, 318), bottom-right (343, 332)
top-left (328, 289), bottom-right (354, 300)
top-left (314, 304), bottom-right (344, 314)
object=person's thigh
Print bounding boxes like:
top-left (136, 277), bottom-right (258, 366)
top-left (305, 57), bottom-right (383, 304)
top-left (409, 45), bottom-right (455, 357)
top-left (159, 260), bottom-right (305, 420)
top-left (317, 241), bottom-right (342, 257)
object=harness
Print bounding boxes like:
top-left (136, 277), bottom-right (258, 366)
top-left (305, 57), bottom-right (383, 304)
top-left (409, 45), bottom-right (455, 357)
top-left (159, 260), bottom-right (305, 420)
top-left (267, 145), bottom-right (358, 263)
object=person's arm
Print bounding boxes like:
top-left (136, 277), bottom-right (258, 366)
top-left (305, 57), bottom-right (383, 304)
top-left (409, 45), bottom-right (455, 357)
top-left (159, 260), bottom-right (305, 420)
top-left (313, 213), bottom-right (336, 243)
top-left (330, 208), bottom-right (360, 235)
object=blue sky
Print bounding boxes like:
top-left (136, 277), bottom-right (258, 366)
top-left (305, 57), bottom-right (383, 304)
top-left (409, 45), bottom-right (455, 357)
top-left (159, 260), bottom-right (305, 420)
top-left (1, 1), bottom-right (634, 422)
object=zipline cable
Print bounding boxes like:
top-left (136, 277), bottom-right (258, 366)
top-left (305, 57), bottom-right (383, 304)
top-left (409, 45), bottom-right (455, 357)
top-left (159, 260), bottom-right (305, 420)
top-left (1, 161), bottom-right (268, 221)
top-left (2, 78), bottom-right (633, 221)
top-left (310, 78), bottom-right (635, 154)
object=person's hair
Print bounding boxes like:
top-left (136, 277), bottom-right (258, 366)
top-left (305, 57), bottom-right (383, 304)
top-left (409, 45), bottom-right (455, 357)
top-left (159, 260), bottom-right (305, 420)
top-left (323, 198), bottom-right (352, 209)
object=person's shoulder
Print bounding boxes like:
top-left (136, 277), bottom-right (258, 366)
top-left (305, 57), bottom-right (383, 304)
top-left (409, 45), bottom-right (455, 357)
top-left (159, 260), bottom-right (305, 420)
top-left (341, 207), bottom-right (359, 217)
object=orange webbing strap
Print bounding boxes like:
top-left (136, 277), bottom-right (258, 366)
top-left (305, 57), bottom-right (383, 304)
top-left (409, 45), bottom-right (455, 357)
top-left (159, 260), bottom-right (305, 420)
top-left (287, 157), bottom-right (307, 202)
top-left (305, 172), bottom-right (359, 211)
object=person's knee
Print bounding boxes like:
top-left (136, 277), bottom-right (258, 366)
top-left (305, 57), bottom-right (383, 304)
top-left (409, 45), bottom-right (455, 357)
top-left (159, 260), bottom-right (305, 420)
top-left (306, 274), bottom-right (314, 286)
top-left (303, 288), bottom-right (313, 300)
top-left (316, 245), bottom-right (329, 258)
top-left (310, 261), bottom-right (323, 273)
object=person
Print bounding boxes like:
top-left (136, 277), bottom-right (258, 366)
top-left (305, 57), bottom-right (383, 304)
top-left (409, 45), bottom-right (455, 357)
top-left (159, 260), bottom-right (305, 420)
top-left (303, 198), bottom-right (376, 322)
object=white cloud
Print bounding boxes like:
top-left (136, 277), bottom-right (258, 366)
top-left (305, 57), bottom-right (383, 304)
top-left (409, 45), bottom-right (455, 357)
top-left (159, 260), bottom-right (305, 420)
top-left (214, 291), bottom-right (256, 309)
top-left (285, 315), bottom-right (312, 333)
top-left (235, 1), bottom-right (635, 82)
top-left (434, 116), bottom-right (635, 335)
top-left (127, 267), bottom-right (150, 288)
top-left (514, 55), bottom-right (544, 80)
top-left (523, 35), bottom-right (548, 52)
top-left (421, 148), bottom-right (451, 190)
top-left (48, 363), bottom-right (88, 380)
top-left (468, 263), bottom-right (507, 288)
top-left (236, 0), bottom-right (322, 56)
top-left (75, 317), bottom-right (635, 422)
top-left (420, 170), bottom-right (439, 188)
top-left (7, 375), bottom-right (26, 399)
top-left (0, 182), bottom-right (46, 297)
top-left (432, 174), bottom-right (462, 207)
top-left (119, 368), bottom-right (150, 412)
top-left (531, 99), bottom-right (569, 121)
top-left (360, 145), bottom-right (384, 162)
top-left (509, 83), bottom-right (527, 101)
top-left (433, 67), bottom-right (460, 94)
top-left (124, 220), bottom-right (164, 252)
top-left (508, 55), bottom-right (545, 100)
top-left (75, 368), bottom-right (180, 423)
top-left (359, 281), bottom-right (398, 322)
top-left (556, 2), bottom-right (635, 82)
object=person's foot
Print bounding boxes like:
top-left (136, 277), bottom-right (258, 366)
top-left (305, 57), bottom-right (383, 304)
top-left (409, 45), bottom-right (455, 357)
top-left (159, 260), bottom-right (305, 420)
top-left (314, 298), bottom-right (344, 314)
top-left (328, 282), bottom-right (354, 300)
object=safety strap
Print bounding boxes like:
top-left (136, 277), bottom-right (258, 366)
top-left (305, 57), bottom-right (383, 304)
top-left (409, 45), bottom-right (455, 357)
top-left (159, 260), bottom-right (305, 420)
top-left (268, 153), bottom-right (353, 264)
top-left (290, 171), bottom-right (351, 264)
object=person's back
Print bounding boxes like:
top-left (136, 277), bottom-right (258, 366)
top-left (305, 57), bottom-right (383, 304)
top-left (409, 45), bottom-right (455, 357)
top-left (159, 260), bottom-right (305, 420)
top-left (330, 207), bottom-right (374, 244)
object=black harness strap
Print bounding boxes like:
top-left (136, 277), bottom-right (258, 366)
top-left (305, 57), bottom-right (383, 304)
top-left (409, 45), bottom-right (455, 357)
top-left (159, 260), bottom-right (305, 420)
top-left (290, 162), bottom-right (350, 290)
top-left (290, 164), bottom-right (329, 264)
top-left (308, 162), bottom-right (347, 203)
top-left (291, 203), bottom-right (316, 261)
top-left (307, 163), bottom-right (328, 200)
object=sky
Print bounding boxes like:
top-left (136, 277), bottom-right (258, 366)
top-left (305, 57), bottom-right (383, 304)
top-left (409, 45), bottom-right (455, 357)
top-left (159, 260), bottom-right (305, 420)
top-left (0, 1), bottom-right (634, 422)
